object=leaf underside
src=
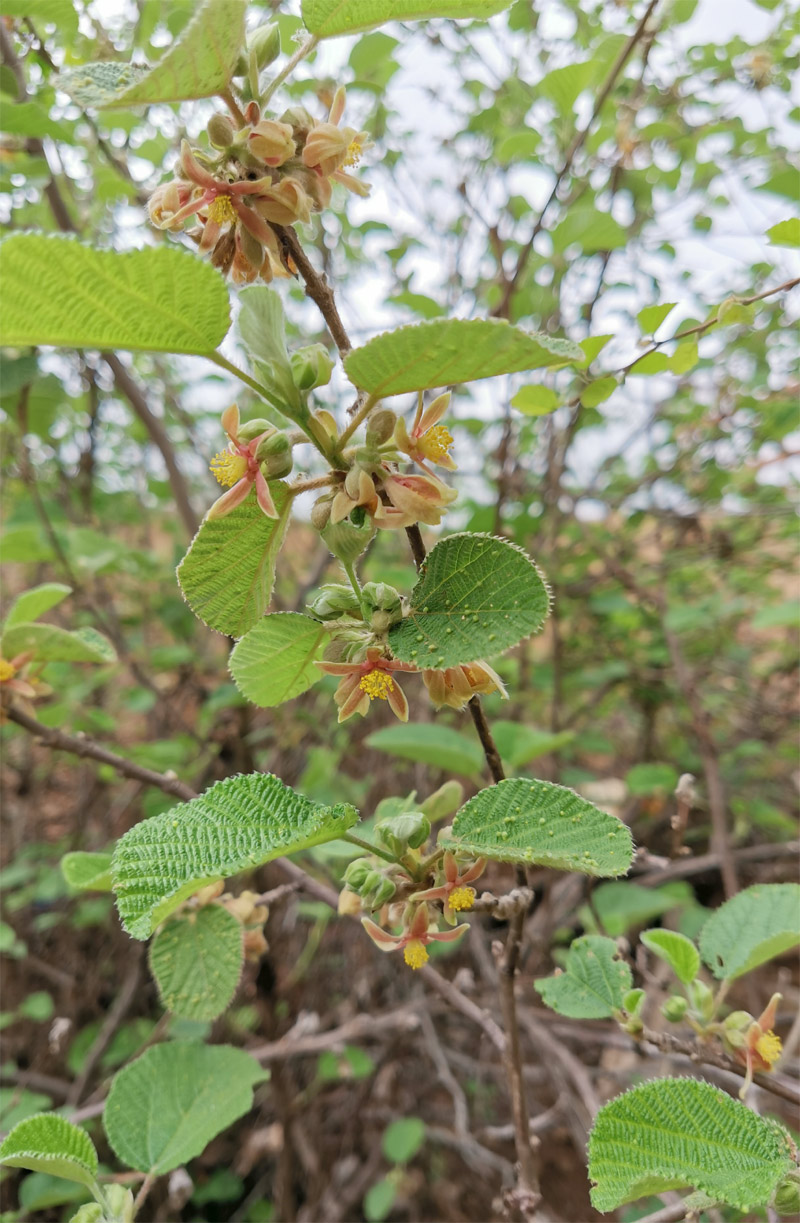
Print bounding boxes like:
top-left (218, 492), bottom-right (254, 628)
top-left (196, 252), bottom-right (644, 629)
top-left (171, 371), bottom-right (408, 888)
top-left (588, 1077), bottom-right (794, 1211)
top-left (448, 777), bottom-right (634, 876)
top-left (301, 0), bottom-right (511, 38)
top-left (698, 883), bottom-right (800, 980)
top-left (112, 772), bottom-right (359, 939)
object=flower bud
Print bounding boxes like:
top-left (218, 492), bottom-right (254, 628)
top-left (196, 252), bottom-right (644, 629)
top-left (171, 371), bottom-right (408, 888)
top-left (687, 979), bottom-right (714, 1023)
top-left (338, 888), bottom-right (362, 916)
top-left (238, 225), bottom-right (265, 273)
top-left (249, 118), bottom-right (296, 167)
top-left (661, 995), bottom-right (689, 1023)
top-left (344, 858), bottom-right (375, 889)
top-left (361, 582), bottom-right (402, 616)
top-left (375, 811), bottom-right (431, 856)
top-left (321, 517), bottom-right (375, 565)
top-left (207, 112), bottom-right (235, 149)
top-left (307, 584), bottom-right (361, 621)
top-left (248, 22), bottom-right (281, 70)
top-left (279, 105), bottom-right (315, 142)
top-left (773, 1172), bottom-right (800, 1216)
top-left (361, 873), bottom-right (397, 909)
top-left (291, 344), bottom-right (335, 391)
top-left (238, 417), bottom-right (273, 442)
top-left (311, 493), bottom-right (333, 531)
top-left (420, 781), bottom-right (464, 820)
top-left (365, 408), bottom-right (397, 446)
top-left (257, 432), bottom-right (293, 478)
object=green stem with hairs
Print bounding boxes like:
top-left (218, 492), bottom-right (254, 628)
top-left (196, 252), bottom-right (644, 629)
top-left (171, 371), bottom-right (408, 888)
top-left (343, 832), bottom-right (397, 864)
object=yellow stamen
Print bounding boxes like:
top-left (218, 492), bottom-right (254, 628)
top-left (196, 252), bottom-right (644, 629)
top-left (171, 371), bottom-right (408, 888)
top-left (344, 136), bottom-right (364, 167)
top-left (208, 194), bottom-right (237, 225)
top-left (403, 939), bottom-right (429, 969)
top-left (0, 658), bottom-right (17, 682)
top-left (448, 886), bottom-right (476, 913)
top-left (418, 425), bottom-right (454, 463)
top-left (755, 1030), bottom-right (782, 1066)
top-left (359, 670), bottom-right (394, 701)
top-left (210, 450), bottom-right (248, 487)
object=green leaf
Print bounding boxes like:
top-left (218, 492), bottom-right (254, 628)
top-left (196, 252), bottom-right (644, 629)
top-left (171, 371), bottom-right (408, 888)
top-left (637, 303), bottom-right (677, 334)
top-left (149, 905), bottom-right (243, 1021)
top-left (448, 777), bottom-right (634, 876)
top-left (237, 285), bottom-right (302, 415)
top-left (388, 533), bottom-right (550, 669)
top-left (0, 623), bottom-right (116, 664)
top-left (4, 584), bottom-right (72, 629)
top-left (364, 1177), bottom-right (396, 1222)
top-left (582, 881), bottom-right (691, 937)
top-left (365, 723), bottom-right (484, 778)
top-left (177, 485), bottom-right (292, 638)
top-left (0, 101), bottom-right (73, 142)
top-left (56, 0), bottom-right (246, 107)
top-left (229, 613), bottom-right (328, 707)
top-left (766, 218), bottom-right (800, 248)
top-left (0, 0), bottom-right (78, 38)
top-left (670, 339), bottom-right (698, 374)
top-left (301, 0), bottom-right (510, 38)
top-left (0, 235), bottom-right (230, 356)
top-left (112, 772), bottom-right (359, 939)
top-left (625, 762), bottom-right (677, 796)
top-left (0, 1114), bottom-right (98, 1189)
top-left (551, 207), bottom-right (628, 254)
top-left (381, 1117), bottom-right (425, 1164)
top-left (578, 335), bottom-right (612, 368)
top-left (580, 377), bottom-right (617, 408)
top-left (61, 852), bottom-right (113, 893)
top-left (538, 61), bottom-right (596, 113)
top-left (103, 1042), bottom-right (265, 1174)
top-left (640, 929), bottom-right (699, 985)
top-left (510, 385), bottom-right (559, 415)
top-left (630, 351), bottom-right (671, 375)
top-left (588, 1077), bottom-right (794, 1211)
top-left (344, 319), bottom-right (582, 397)
top-left (534, 935), bottom-right (631, 1018)
top-left (698, 883), bottom-right (800, 981)
top-left (490, 722), bottom-right (574, 769)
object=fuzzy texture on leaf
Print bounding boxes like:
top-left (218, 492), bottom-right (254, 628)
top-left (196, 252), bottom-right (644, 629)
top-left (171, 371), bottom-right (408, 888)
top-left (534, 935), bottom-right (632, 1018)
top-left (229, 613), bottom-right (328, 706)
top-left (699, 883), bottom-right (800, 980)
top-left (448, 777), bottom-right (634, 876)
top-left (112, 772), bottom-right (358, 939)
top-left (148, 905), bottom-right (243, 1021)
top-left (588, 1077), bottom-right (794, 1211)
top-left (0, 1114), bottom-right (98, 1188)
top-left (302, 0), bottom-right (511, 37)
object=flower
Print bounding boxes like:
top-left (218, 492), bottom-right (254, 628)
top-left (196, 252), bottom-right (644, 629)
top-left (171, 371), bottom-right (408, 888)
top-left (377, 471), bottom-right (457, 527)
top-left (248, 119), bottom-right (296, 167)
top-left (330, 468), bottom-right (380, 526)
top-left (413, 851), bottom-right (487, 924)
top-left (0, 653), bottom-right (37, 699)
top-left (315, 646), bottom-right (417, 722)
top-left (361, 901), bottom-right (470, 969)
top-left (423, 660), bottom-right (508, 710)
top-left (395, 393), bottom-right (457, 474)
top-left (302, 86), bottom-right (371, 196)
top-left (723, 993), bottom-right (783, 1097)
top-left (207, 404), bottom-right (278, 519)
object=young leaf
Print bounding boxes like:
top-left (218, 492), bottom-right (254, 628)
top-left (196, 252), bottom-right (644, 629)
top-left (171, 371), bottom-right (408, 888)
top-left (510, 385), bottom-right (559, 416)
top-left (148, 905), bottom-right (243, 1022)
top-left (534, 935), bottom-right (632, 1018)
top-left (698, 883), bottom-right (800, 980)
top-left (177, 485), bottom-right (292, 638)
top-left (344, 318), bottom-right (582, 397)
top-left (237, 286), bottom-right (302, 414)
top-left (580, 377), bottom-right (617, 408)
top-left (0, 1114), bottom-right (98, 1189)
top-left (103, 1042), bottom-right (266, 1174)
top-left (112, 772), bottom-right (359, 939)
top-left (388, 533), bottom-right (550, 669)
top-left (640, 928), bottom-right (699, 985)
top-left (489, 722), bottom-right (575, 769)
top-left (56, 0), bottom-right (246, 107)
top-left (366, 723), bottom-right (485, 778)
top-left (637, 302), bottom-right (677, 334)
top-left (448, 778), bottom-right (634, 876)
top-left (301, 0), bottom-right (511, 39)
top-left (581, 880), bottom-right (690, 937)
top-left (3, 584), bottom-right (72, 629)
top-left (61, 852), bottom-right (113, 893)
top-left (0, 624), bottom-right (116, 664)
top-left (588, 1077), bottom-right (794, 1211)
top-left (766, 218), bottom-right (800, 248)
top-left (229, 613), bottom-right (328, 707)
top-left (381, 1117), bottom-right (426, 1164)
top-left (0, 235), bottom-right (230, 356)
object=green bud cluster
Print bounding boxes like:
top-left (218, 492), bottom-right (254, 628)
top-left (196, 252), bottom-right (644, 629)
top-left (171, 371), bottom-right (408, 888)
top-left (256, 430), bottom-right (293, 478)
top-left (343, 858), bottom-right (396, 909)
top-left (291, 344), bottom-right (334, 391)
top-left (307, 584), bottom-right (362, 621)
top-left (361, 581), bottom-right (403, 632)
top-left (661, 995), bottom-right (689, 1023)
top-left (375, 811), bottom-right (430, 857)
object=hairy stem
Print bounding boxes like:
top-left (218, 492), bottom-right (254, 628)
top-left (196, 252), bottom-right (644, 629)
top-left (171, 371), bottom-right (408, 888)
top-left (261, 34), bottom-right (320, 107)
top-left (342, 831), bottom-right (397, 864)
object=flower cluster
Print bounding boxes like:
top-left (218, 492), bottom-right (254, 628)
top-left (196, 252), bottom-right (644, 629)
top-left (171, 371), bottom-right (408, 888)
top-left (315, 647), bottom-right (417, 723)
top-left (412, 851), bottom-right (486, 924)
top-left (720, 992), bottom-right (783, 1096)
top-left (0, 652), bottom-right (50, 717)
top-left (207, 404), bottom-right (280, 519)
top-left (148, 89), bottom-right (369, 283)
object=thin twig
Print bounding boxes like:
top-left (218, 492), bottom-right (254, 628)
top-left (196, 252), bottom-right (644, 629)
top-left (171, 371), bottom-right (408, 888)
top-left (272, 224), bottom-right (353, 356)
top-left (638, 1027), bottom-right (800, 1106)
top-left (261, 34), bottom-right (320, 107)
top-left (67, 947), bottom-right (144, 1106)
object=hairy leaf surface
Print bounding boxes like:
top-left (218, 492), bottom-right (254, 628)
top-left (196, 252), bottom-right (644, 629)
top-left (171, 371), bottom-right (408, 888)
top-left (230, 613), bottom-right (328, 706)
top-left (0, 1115), bottom-right (98, 1188)
top-left (535, 935), bottom-right (632, 1018)
top-left (302, 0), bottom-right (511, 38)
top-left (699, 883), bottom-right (800, 980)
top-left (149, 905), bottom-right (243, 1021)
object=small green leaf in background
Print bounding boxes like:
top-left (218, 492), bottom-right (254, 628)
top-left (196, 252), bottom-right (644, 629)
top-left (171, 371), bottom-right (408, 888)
top-left (581, 881), bottom-right (690, 937)
top-left (534, 935), bottom-right (631, 1018)
top-left (448, 778), bottom-right (634, 876)
top-left (0, 1114), bottom-right (99, 1189)
top-left (3, 583), bottom-right (72, 629)
top-left (112, 772), bottom-right (359, 938)
top-left (0, 623), bottom-right (116, 665)
top-left (490, 722), bottom-right (574, 769)
top-left (551, 206), bottom-right (627, 254)
top-left (364, 1177), bottom-right (396, 1223)
top-left (237, 285), bottom-right (303, 415)
top-left (0, 0), bottom-right (78, 38)
top-left (230, 613), bottom-right (328, 707)
top-left (699, 883), bottom-right (800, 980)
top-left (177, 485), bottom-right (292, 638)
top-left (578, 335), bottom-right (613, 367)
top-left (344, 318), bottom-right (582, 397)
top-left (382, 1117), bottom-right (425, 1164)
top-left (637, 302), bottom-right (677, 334)
top-left (510, 385), bottom-right (559, 415)
top-left (640, 928), bottom-right (700, 985)
top-left (302, 0), bottom-right (511, 38)
top-left (588, 1077), bottom-right (794, 1211)
top-left (388, 533), bottom-right (550, 669)
top-left (18, 1170), bottom-right (91, 1215)
top-left (57, 0), bottom-right (246, 106)
top-left (366, 722), bottom-right (484, 778)
top-left (625, 762), bottom-right (678, 796)
top-left (766, 218), bottom-right (800, 248)
top-left (0, 235), bottom-right (231, 356)
top-left (149, 905), bottom-right (243, 1021)
top-left (61, 852), bottom-right (113, 893)
top-left (103, 1042), bottom-right (266, 1174)
top-left (580, 377), bottom-right (617, 408)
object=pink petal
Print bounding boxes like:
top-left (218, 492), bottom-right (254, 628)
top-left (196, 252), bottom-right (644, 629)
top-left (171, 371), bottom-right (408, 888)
top-left (315, 660), bottom-right (359, 676)
top-left (331, 169), bottom-right (371, 197)
top-left (338, 684), bottom-right (370, 721)
top-left (206, 477), bottom-right (252, 519)
top-left (221, 403), bottom-right (240, 439)
top-left (429, 923), bottom-right (470, 944)
top-left (361, 918), bottom-right (402, 951)
top-left (408, 903), bottom-right (432, 940)
top-left (417, 392), bottom-right (450, 435)
top-left (180, 140), bottom-right (218, 190)
top-left (444, 852), bottom-right (458, 885)
top-left (460, 857), bottom-right (488, 884)
top-left (255, 469), bottom-right (278, 518)
top-left (233, 199), bottom-right (278, 246)
top-left (387, 678), bottom-right (409, 722)
top-left (329, 86), bottom-right (346, 126)
top-left (412, 885), bottom-right (448, 904)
